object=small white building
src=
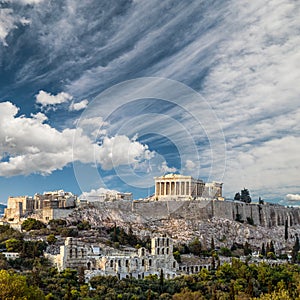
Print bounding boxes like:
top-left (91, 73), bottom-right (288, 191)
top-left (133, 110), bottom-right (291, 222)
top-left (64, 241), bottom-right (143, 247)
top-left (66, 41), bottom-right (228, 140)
top-left (2, 252), bottom-right (20, 260)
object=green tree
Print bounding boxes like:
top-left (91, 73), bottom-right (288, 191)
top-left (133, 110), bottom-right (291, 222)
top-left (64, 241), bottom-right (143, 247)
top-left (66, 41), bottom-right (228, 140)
top-left (20, 240), bottom-right (47, 258)
top-left (76, 220), bottom-right (91, 230)
top-left (244, 242), bottom-right (252, 256)
top-left (173, 288), bottom-right (205, 300)
top-left (292, 234), bottom-right (300, 263)
top-left (188, 238), bottom-right (202, 256)
top-left (21, 218), bottom-right (46, 231)
top-left (261, 243), bottom-right (266, 257)
top-left (234, 192), bottom-right (241, 201)
top-left (0, 269), bottom-right (44, 299)
top-left (285, 219), bottom-right (289, 241)
top-left (269, 241), bottom-right (275, 254)
top-left (0, 253), bottom-right (9, 269)
top-left (5, 238), bottom-right (23, 252)
top-left (240, 188), bottom-right (251, 203)
top-left (60, 227), bottom-right (78, 237)
top-left (219, 247), bottom-right (232, 257)
top-left (211, 237), bottom-right (215, 252)
top-left (48, 219), bottom-right (67, 233)
top-left (267, 252), bottom-right (276, 259)
top-left (173, 250), bottom-right (181, 263)
top-left (47, 234), bottom-right (57, 245)
top-left (247, 217), bottom-right (254, 225)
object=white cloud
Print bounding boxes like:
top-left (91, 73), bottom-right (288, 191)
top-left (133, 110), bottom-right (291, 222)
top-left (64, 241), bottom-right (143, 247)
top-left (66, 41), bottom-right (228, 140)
top-left (0, 9), bottom-right (17, 46)
top-left (95, 135), bottom-right (154, 171)
top-left (184, 159), bottom-right (196, 171)
top-left (223, 136), bottom-right (300, 199)
top-left (0, 102), bottom-right (153, 176)
top-left (0, 7), bottom-right (31, 46)
top-left (69, 99), bottom-right (88, 111)
top-left (35, 90), bottom-right (73, 107)
top-left (285, 194), bottom-right (300, 201)
top-left (18, 0), bottom-right (44, 4)
top-left (75, 116), bottom-right (108, 138)
top-left (80, 187), bottom-right (119, 199)
top-left (159, 161), bottom-right (177, 174)
top-left (199, 0), bottom-right (300, 199)
top-left (30, 112), bottom-right (48, 123)
top-left (1, 0), bottom-right (299, 200)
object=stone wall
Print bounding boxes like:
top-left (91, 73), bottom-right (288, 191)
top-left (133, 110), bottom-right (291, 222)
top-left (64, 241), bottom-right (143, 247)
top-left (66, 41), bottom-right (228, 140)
top-left (42, 208), bottom-right (74, 222)
top-left (89, 199), bottom-right (300, 227)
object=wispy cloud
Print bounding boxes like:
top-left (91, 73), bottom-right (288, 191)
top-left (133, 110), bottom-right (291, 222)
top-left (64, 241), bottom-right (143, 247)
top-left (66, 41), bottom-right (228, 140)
top-left (201, 0), bottom-right (300, 199)
top-left (0, 0), bottom-right (299, 201)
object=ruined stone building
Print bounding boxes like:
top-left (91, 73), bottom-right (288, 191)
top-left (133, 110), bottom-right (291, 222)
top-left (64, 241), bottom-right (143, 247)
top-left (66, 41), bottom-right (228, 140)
top-left (34, 190), bottom-right (76, 209)
top-left (4, 190), bottom-right (76, 222)
top-left (4, 196), bottom-right (34, 220)
top-left (154, 174), bottom-right (223, 200)
top-left (46, 237), bottom-right (180, 280)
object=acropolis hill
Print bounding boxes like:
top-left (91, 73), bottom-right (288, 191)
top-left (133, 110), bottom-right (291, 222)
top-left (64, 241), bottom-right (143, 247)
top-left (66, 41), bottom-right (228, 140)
top-left (3, 174), bottom-right (300, 229)
top-left (2, 174), bottom-right (300, 257)
top-left (76, 198), bottom-right (300, 229)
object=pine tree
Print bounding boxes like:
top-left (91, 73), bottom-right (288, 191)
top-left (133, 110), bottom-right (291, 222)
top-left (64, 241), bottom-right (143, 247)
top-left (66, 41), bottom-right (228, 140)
top-left (211, 254), bottom-right (216, 270)
top-left (244, 242), bottom-right (252, 256)
top-left (292, 234), bottom-right (300, 263)
top-left (261, 243), bottom-right (266, 256)
top-left (159, 269), bottom-right (164, 291)
top-left (241, 188), bottom-right (252, 203)
top-left (270, 241), bottom-right (275, 254)
top-left (285, 219), bottom-right (289, 241)
top-left (211, 237), bottom-right (215, 251)
top-left (234, 192), bottom-right (241, 201)
top-left (258, 197), bottom-right (264, 204)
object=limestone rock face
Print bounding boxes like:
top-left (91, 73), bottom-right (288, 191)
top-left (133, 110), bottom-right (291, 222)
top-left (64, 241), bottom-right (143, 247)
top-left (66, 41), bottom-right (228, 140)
top-left (65, 200), bottom-right (300, 253)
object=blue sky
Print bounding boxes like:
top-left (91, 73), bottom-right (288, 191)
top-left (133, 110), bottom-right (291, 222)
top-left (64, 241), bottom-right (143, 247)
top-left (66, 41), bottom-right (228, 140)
top-left (0, 0), bottom-right (299, 205)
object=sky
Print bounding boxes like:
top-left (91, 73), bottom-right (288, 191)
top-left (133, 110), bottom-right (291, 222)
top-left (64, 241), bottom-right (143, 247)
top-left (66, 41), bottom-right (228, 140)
top-left (0, 0), bottom-right (299, 205)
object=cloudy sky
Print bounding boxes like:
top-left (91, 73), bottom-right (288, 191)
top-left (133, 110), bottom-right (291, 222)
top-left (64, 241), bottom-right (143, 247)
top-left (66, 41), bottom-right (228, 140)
top-left (0, 0), bottom-right (299, 205)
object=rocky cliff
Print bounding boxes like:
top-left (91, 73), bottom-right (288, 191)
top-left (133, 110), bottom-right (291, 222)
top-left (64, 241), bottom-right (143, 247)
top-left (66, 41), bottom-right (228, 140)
top-left (79, 199), bottom-right (300, 227)
top-left (67, 200), bottom-right (300, 253)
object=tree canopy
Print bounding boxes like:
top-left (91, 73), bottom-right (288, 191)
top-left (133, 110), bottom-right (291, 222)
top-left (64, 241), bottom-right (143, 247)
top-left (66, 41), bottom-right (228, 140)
top-left (234, 188), bottom-right (252, 203)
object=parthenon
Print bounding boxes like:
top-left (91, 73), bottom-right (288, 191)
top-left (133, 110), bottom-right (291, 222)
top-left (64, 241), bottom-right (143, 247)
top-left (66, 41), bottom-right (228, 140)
top-left (154, 174), bottom-right (222, 200)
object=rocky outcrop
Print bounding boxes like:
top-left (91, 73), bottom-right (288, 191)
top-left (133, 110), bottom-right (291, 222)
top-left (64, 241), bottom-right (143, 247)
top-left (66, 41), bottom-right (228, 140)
top-left (65, 200), bottom-right (300, 254)
top-left (78, 200), bottom-right (300, 227)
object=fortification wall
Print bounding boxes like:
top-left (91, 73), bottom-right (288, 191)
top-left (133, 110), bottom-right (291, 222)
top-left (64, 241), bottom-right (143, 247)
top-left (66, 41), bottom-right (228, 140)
top-left (90, 199), bottom-right (300, 227)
